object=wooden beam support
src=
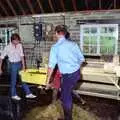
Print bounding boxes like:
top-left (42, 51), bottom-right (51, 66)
top-left (60, 0), bottom-right (65, 12)
top-left (0, 13), bottom-right (2, 17)
top-left (108, 1), bottom-right (113, 9)
top-left (0, 1), bottom-right (9, 16)
top-left (48, 0), bottom-right (55, 12)
top-left (26, 0), bottom-right (35, 14)
top-left (99, 0), bottom-right (102, 10)
top-left (72, 0), bottom-right (77, 11)
top-left (114, 0), bottom-right (116, 9)
top-left (36, 0), bottom-right (44, 13)
top-left (85, 0), bottom-right (88, 10)
top-left (6, 0), bottom-right (17, 16)
top-left (15, 0), bottom-right (26, 15)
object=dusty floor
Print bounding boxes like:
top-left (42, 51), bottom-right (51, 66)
top-left (0, 84), bottom-right (120, 120)
top-left (21, 89), bottom-right (120, 120)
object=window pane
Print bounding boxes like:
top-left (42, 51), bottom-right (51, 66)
top-left (83, 28), bottom-right (89, 34)
top-left (81, 24), bottom-right (118, 55)
top-left (83, 36), bottom-right (97, 54)
top-left (83, 36), bottom-right (89, 53)
top-left (89, 36), bottom-right (97, 53)
top-left (100, 27), bottom-right (108, 33)
top-left (91, 27), bottom-right (97, 34)
top-left (109, 27), bottom-right (115, 33)
top-left (100, 36), bottom-right (115, 54)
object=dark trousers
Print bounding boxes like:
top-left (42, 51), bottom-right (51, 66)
top-left (61, 69), bottom-right (80, 120)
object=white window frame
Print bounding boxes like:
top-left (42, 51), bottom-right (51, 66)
top-left (80, 24), bottom-right (118, 55)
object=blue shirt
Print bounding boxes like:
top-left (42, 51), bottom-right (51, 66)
top-left (48, 36), bottom-right (85, 74)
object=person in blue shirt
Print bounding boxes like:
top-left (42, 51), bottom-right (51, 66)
top-left (47, 25), bottom-right (85, 120)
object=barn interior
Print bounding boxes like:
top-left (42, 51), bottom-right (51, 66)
top-left (0, 0), bottom-right (120, 120)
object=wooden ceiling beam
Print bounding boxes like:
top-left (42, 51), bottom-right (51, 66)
top-left (26, 0), bottom-right (35, 14)
top-left (114, 0), bottom-right (116, 9)
top-left (106, 0), bottom-right (113, 9)
top-left (85, 0), bottom-right (89, 10)
top-left (60, 0), bottom-right (66, 12)
top-left (99, 0), bottom-right (102, 9)
top-left (15, 0), bottom-right (26, 15)
top-left (72, 0), bottom-right (77, 11)
top-left (0, 12), bottom-right (2, 17)
top-left (48, 0), bottom-right (55, 12)
top-left (0, 1), bottom-right (9, 16)
top-left (6, 0), bottom-right (17, 16)
top-left (36, 0), bottom-right (44, 13)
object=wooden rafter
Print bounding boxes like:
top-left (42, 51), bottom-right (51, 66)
top-left (60, 0), bottom-right (65, 12)
top-left (114, 0), bottom-right (116, 9)
top-left (6, 0), bottom-right (17, 16)
top-left (15, 0), bottom-right (26, 15)
top-left (36, 0), bottom-right (44, 13)
top-left (26, 0), bottom-right (35, 14)
top-left (99, 0), bottom-right (102, 9)
top-left (108, 2), bottom-right (113, 9)
top-left (0, 1), bottom-right (9, 16)
top-left (0, 12), bottom-right (2, 17)
top-left (106, 0), bottom-right (113, 9)
top-left (72, 0), bottom-right (77, 11)
top-left (85, 0), bottom-right (89, 10)
top-left (48, 0), bottom-right (54, 12)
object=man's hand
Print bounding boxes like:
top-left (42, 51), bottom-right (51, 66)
top-left (45, 83), bottom-right (52, 90)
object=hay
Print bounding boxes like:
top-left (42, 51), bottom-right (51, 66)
top-left (23, 100), bottom-right (99, 120)
top-left (23, 101), bottom-right (63, 120)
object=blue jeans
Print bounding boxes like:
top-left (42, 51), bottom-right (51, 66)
top-left (9, 62), bottom-right (31, 96)
top-left (61, 69), bottom-right (80, 120)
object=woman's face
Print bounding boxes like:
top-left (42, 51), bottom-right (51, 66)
top-left (12, 38), bottom-right (20, 45)
top-left (53, 33), bottom-right (58, 41)
top-left (55, 32), bottom-right (59, 38)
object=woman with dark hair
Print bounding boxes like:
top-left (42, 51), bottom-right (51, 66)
top-left (0, 33), bottom-right (36, 100)
top-left (47, 25), bottom-right (85, 120)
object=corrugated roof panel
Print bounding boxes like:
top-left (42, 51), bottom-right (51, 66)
top-left (41, 0), bottom-right (52, 13)
top-left (0, 0), bottom-right (119, 18)
top-left (64, 0), bottom-right (73, 11)
top-left (2, 0), bottom-right (13, 16)
top-left (52, 0), bottom-right (63, 12)
top-left (9, 0), bottom-right (22, 15)
top-left (76, 0), bottom-right (86, 11)
top-left (19, 0), bottom-right (31, 15)
top-left (30, 0), bottom-right (41, 14)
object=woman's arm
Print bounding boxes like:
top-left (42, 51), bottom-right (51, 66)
top-left (20, 44), bottom-right (26, 70)
top-left (21, 56), bottom-right (26, 71)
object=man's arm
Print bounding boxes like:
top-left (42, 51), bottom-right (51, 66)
top-left (47, 46), bottom-right (57, 86)
top-left (47, 67), bottom-right (54, 84)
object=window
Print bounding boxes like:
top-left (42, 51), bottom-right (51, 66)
top-left (80, 24), bottom-right (118, 55)
top-left (0, 27), bottom-right (15, 53)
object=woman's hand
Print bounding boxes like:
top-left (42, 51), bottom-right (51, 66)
top-left (0, 68), bottom-right (2, 75)
top-left (23, 66), bottom-right (26, 72)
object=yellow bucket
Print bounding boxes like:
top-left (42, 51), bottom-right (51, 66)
top-left (19, 68), bottom-right (47, 85)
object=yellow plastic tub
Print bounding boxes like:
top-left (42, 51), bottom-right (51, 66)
top-left (19, 68), bottom-right (48, 85)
